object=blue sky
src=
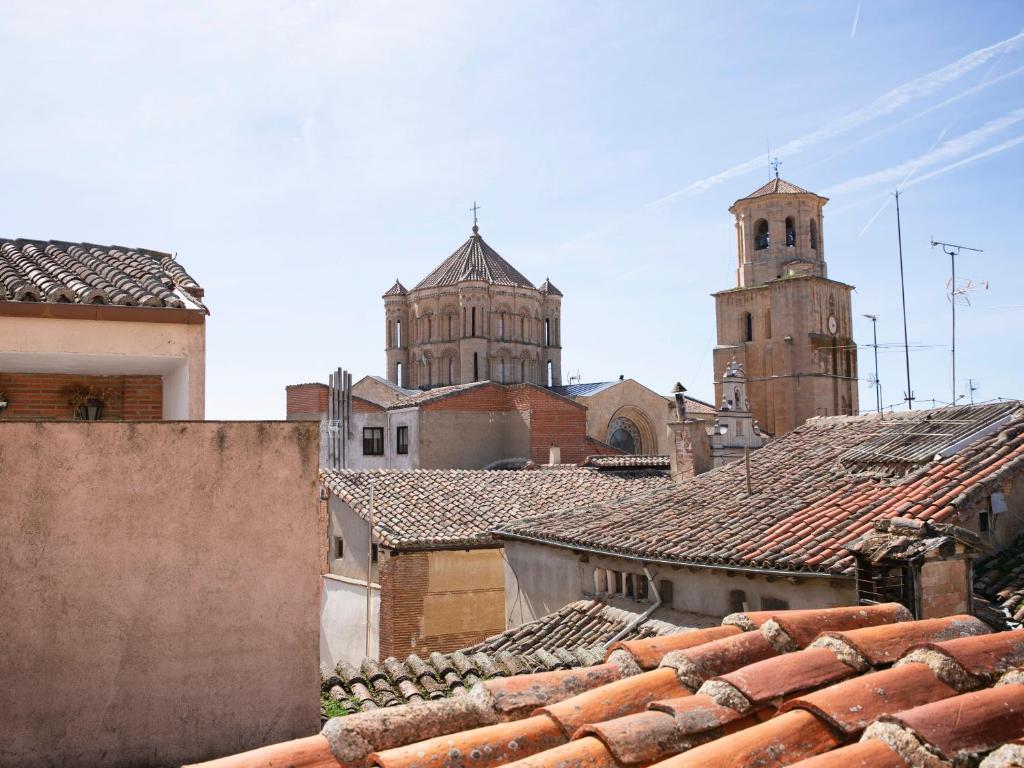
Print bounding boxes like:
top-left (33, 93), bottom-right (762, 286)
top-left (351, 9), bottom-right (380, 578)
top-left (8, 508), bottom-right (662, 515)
top-left (1, 1), bottom-right (1022, 418)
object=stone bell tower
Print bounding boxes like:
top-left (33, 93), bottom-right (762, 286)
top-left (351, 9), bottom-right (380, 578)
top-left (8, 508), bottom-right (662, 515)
top-left (713, 174), bottom-right (858, 436)
top-left (710, 357), bottom-right (767, 468)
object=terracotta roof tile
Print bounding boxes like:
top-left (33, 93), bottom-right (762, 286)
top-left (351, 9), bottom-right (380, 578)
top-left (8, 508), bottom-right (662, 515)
top-left (786, 739), bottom-right (908, 768)
top-left (0, 238), bottom-right (205, 309)
top-left (813, 614), bottom-right (989, 667)
top-left (909, 629), bottom-right (1024, 682)
top-left (499, 735), bottom-right (614, 768)
top-left (581, 455), bottom-right (671, 470)
top-left (738, 177), bottom-right (817, 201)
top-left (412, 231), bottom-right (537, 291)
top-left (321, 467), bottom-right (671, 549)
top-left (717, 647), bottom-right (855, 706)
top-left (976, 532), bottom-right (1024, 625)
top-left (768, 604), bottom-right (914, 648)
top-left (495, 404), bottom-right (1024, 576)
top-left (609, 625), bottom-right (743, 670)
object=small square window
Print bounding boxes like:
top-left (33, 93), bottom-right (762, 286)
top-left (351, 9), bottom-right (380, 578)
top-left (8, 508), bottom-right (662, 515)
top-left (614, 571), bottom-right (623, 594)
top-left (625, 574), bottom-right (635, 598)
top-left (760, 596), bottom-right (789, 611)
top-left (636, 576), bottom-right (649, 601)
top-left (659, 579), bottom-right (674, 606)
top-left (396, 425), bottom-right (409, 455)
top-left (335, 536), bottom-right (344, 560)
top-left (371, 543), bottom-right (379, 563)
top-left (363, 427), bottom-right (384, 456)
top-left (979, 511), bottom-right (991, 533)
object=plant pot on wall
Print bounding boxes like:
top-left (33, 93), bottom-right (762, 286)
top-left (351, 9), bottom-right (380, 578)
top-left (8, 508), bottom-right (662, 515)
top-left (76, 398), bottom-right (104, 421)
top-left (61, 384), bottom-right (117, 422)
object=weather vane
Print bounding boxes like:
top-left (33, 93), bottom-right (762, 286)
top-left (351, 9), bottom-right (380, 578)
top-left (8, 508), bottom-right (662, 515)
top-left (470, 201), bottom-right (480, 230)
top-left (770, 157), bottom-right (781, 180)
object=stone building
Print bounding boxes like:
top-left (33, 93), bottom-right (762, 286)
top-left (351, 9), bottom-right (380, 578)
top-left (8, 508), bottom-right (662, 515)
top-left (713, 176), bottom-right (858, 436)
top-left (709, 356), bottom-right (768, 468)
top-left (0, 238), bottom-right (207, 420)
top-left (383, 224), bottom-right (562, 390)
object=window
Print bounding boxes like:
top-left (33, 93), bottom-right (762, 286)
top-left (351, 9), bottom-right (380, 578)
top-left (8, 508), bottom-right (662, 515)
top-left (473, 352), bottom-right (479, 382)
top-left (396, 319), bottom-right (402, 347)
top-left (810, 219), bottom-right (818, 250)
top-left (544, 318), bottom-right (551, 346)
top-left (396, 425), bottom-right (409, 455)
top-left (754, 219), bottom-right (769, 250)
top-left (499, 314), bottom-right (504, 340)
top-left (614, 571), bottom-right (623, 594)
top-left (785, 216), bottom-right (796, 247)
top-left (547, 360), bottom-right (554, 387)
top-left (659, 579), bottom-right (674, 607)
top-left (448, 357), bottom-right (455, 385)
top-left (760, 596), bottom-right (790, 611)
top-left (396, 362), bottom-right (403, 388)
top-left (765, 310), bottom-right (772, 339)
top-left (335, 536), bottom-right (344, 559)
top-left (979, 511), bottom-right (991, 533)
top-left (362, 427), bottom-right (384, 455)
top-left (371, 543), bottom-right (379, 563)
top-left (742, 312), bottom-right (753, 342)
top-left (636, 575), bottom-right (649, 601)
top-left (471, 307), bottom-right (476, 336)
top-left (625, 573), bottom-right (635, 598)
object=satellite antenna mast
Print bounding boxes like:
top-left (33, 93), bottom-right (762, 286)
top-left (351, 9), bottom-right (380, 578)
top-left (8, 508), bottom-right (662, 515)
top-left (863, 314), bottom-right (881, 413)
top-left (894, 190), bottom-right (914, 409)
top-left (968, 378), bottom-right (979, 405)
top-left (931, 238), bottom-right (983, 405)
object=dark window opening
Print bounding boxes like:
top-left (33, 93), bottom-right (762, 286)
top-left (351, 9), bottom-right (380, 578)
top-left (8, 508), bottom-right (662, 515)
top-left (614, 571), bottom-right (623, 594)
top-left (810, 219), bottom-right (819, 251)
top-left (362, 427), bottom-right (384, 456)
top-left (396, 425), bottom-right (409, 455)
top-left (659, 579), bottom-right (674, 607)
top-left (335, 536), bottom-right (344, 559)
top-left (742, 312), bottom-right (753, 342)
top-left (625, 573), bottom-right (635, 598)
top-left (544, 318), bottom-right (551, 346)
top-left (856, 560), bottom-right (915, 614)
top-left (728, 589), bottom-right (747, 614)
top-left (473, 352), bottom-right (479, 382)
top-left (760, 596), bottom-right (790, 611)
top-left (979, 511), bottom-right (991, 533)
top-left (371, 543), bottom-right (378, 563)
top-left (785, 216), bottom-right (796, 247)
top-left (636, 575), bottom-right (649, 601)
top-left (754, 219), bottom-right (769, 250)
top-left (471, 307), bottom-right (476, 336)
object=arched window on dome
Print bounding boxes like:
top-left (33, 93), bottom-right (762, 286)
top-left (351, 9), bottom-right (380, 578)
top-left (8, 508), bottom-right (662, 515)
top-left (742, 312), bottom-right (753, 343)
top-left (785, 217), bottom-right (796, 247)
top-left (810, 219), bottom-right (819, 251)
top-left (471, 307), bottom-right (477, 337)
top-left (396, 362), bottom-right (403, 388)
top-left (473, 353), bottom-right (479, 382)
top-left (396, 319), bottom-right (402, 347)
top-left (544, 318), bottom-right (551, 346)
top-left (546, 360), bottom-right (553, 387)
top-left (755, 219), bottom-right (770, 250)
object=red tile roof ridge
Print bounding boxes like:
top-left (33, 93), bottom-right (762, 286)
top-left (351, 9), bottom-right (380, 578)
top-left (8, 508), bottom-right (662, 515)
top-left (499, 735), bottom-right (614, 768)
top-left (809, 615), bottom-right (990, 668)
top-left (608, 624), bottom-right (742, 670)
top-left (574, 709), bottom-right (694, 765)
top-left (898, 630), bottom-right (1024, 689)
top-left (869, 684), bottom-right (1024, 765)
top-left (764, 603), bottom-right (914, 649)
top-left (715, 646), bottom-right (859, 707)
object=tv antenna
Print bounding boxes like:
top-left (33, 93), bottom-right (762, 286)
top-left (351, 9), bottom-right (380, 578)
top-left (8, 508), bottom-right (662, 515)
top-left (863, 314), bottom-right (881, 413)
top-left (894, 191), bottom-right (914, 409)
top-left (931, 239), bottom-right (984, 406)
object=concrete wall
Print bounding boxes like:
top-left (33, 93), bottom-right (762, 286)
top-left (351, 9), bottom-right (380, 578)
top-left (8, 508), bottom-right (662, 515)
top-left (503, 540), bottom-right (855, 626)
top-left (0, 421), bottom-right (320, 768)
top-left (0, 314), bottom-right (205, 418)
top-left (328, 497), bottom-right (381, 582)
top-left (321, 574), bottom-right (380, 668)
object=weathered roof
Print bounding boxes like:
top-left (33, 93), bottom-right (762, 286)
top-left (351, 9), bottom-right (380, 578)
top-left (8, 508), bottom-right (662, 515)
top-left (976, 531), bottom-right (1024, 626)
top-left (192, 604), bottom-right (1024, 768)
top-left (386, 381), bottom-right (493, 409)
top-left (848, 517), bottom-right (985, 564)
top-left (495, 404), bottom-right (1024, 577)
top-left (382, 279), bottom-right (408, 297)
top-left (738, 176), bottom-right (817, 200)
top-left (549, 381), bottom-right (621, 398)
top-left (320, 466), bottom-right (672, 550)
top-left (538, 277), bottom-right (562, 296)
top-left (581, 455), bottom-right (671, 470)
top-left (0, 238), bottom-right (205, 310)
top-left (412, 230), bottom-right (536, 291)
top-left (320, 600), bottom-right (696, 717)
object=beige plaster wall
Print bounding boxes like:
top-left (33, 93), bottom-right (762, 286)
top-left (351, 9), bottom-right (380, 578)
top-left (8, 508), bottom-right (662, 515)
top-left (919, 559), bottom-right (970, 619)
top-left (0, 421), bottom-right (320, 768)
top-left (419, 409), bottom-right (530, 468)
top-left (0, 314), bottom-right (205, 418)
top-left (579, 380), bottom-right (675, 455)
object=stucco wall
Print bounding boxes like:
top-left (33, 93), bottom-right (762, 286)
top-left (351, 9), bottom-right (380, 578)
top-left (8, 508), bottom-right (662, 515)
top-left (419, 409), bottom-right (529, 468)
top-left (328, 497), bottom-right (382, 582)
top-left (0, 421), bottom-right (320, 768)
top-left (578, 380), bottom-right (675, 456)
top-left (321, 574), bottom-right (380, 668)
top-left (503, 540), bottom-right (855, 626)
top-left (0, 314), bottom-right (205, 418)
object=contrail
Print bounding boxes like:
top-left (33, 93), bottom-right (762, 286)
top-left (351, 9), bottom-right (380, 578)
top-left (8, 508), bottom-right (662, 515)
top-left (828, 105), bottom-right (1024, 197)
top-left (851, 0), bottom-right (862, 38)
top-left (649, 30), bottom-right (1024, 206)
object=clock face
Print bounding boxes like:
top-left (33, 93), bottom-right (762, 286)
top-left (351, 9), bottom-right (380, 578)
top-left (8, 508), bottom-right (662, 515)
top-left (827, 314), bottom-right (838, 335)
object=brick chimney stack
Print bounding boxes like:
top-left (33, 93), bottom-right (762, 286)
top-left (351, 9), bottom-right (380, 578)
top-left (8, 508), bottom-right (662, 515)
top-left (667, 384), bottom-right (711, 482)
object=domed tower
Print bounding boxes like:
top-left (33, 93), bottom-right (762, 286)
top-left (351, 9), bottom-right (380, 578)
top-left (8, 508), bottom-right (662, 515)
top-left (384, 223), bottom-right (562, 389)
top-left (713, 176), bottom-right (857, 435)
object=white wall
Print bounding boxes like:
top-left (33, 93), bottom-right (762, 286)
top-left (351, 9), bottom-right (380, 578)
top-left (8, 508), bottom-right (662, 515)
top-left (345, 408), bottom-right (419, 469)
top-left (320, 574), bottom-right (380, 668)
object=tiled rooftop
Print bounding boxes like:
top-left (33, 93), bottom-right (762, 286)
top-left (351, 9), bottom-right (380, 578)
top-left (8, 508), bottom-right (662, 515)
top-left (191, 603), bottom-right (1024, 768)
top-left (495, 404), bottom-right (1024, 576)
top-left (320, 466), bottom-right (672, 550)
top-left (739, 176), bottom-right (817, 200)
top-left (0, 238), bottom-right (205, 309)
top-left (321, 600), bottom-right (696, 719)
top-left (976, 530), bottom-right (1024, 627)
top-left (581, 455), bottom-right (671, 470)
top-left (412, 230), bottom-right (537, 291)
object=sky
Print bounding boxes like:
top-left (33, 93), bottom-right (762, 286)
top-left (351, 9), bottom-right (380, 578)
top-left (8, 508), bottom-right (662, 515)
top-left (1, 1), bottom-right (1022, 419)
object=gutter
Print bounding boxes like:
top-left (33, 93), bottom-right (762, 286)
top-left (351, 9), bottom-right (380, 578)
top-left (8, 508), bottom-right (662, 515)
top-left (603, 566), bottom-right (661, 649)
top-left (496, 529), bottom-right (849, 581)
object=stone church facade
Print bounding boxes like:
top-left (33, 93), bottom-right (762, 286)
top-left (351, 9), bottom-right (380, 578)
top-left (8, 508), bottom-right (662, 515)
top-left (383, 224), bottom-right (563, 390)
top-left (713, 177), bottom-right (858, 436)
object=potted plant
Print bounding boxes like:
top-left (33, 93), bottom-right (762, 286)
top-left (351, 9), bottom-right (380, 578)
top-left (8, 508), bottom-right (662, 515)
top-left (0, 390), bottom-right (8, 413)
top-left (60, 383), bottom-right (117, 421)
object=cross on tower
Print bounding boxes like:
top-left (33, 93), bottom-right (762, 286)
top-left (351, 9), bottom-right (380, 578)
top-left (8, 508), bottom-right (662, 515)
top-left (470, 201), bottom-right (480, 229)
top-left (770, 157), bottom-right (781, 179)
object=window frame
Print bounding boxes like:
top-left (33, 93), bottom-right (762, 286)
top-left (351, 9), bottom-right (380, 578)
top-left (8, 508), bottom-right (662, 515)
top-left (396, 425), bottom-right (409, 455)
top-left (334, 536), bottom-right (344, 560)
top-left (362, 427), bottom-right (384, 456)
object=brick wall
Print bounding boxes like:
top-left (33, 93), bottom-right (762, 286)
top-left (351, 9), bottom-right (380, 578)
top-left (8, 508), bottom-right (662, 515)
top-left (286, 383), bottom-right (328, 418)
top-left (352, 396), bottom-right (384, 413)
top-left (0, 373), bottom-right (162, 420)
top-left (378, 551), bottom-right (429, 660)
top-left (421, 383), bottom-right (513, 412)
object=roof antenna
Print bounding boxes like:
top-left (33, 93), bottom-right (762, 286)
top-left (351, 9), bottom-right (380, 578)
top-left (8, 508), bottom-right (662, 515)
top-left (470, 201), bottom-right (480, 234)
top-left (770, 157), bottom-right (781, 180)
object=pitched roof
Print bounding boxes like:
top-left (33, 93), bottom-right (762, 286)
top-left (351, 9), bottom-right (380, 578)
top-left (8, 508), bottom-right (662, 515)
top-left (581, 455), bottom-right (671, 470)
top-left (320, 465), bottom-right (672, 550)
top-left (382, 279), bottom-right (408, 297)
top-left (412, 230), bottom-right (536, 291)
top-left (0, 238), bottom-right (205, 310)
top-left (386, 381), bottom-right (493, 409)
top-left (739, 176), bottom-right (817, 200)
top-left (976, 531), bottom-right (1024, 626)
top-left (538, 277), bottom-right (562, 296)
top-left (549, 381), bottom-right (621, 398)
top-left (495, 403), bottom-right (1024, 576)
top-left (191, 604), bottom-right (1024, 768)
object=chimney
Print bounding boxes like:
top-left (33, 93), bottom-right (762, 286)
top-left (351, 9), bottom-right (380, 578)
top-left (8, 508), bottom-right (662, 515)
top-left (548, 444), bottom-right (561, 465)
top-left (667, 386), bottom-right (710, 482)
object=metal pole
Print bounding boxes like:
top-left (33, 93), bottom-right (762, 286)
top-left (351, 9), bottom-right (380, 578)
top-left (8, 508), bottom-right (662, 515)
top-left (894, 191), bottom-right (913, 409)
top-left (863, 314), bottom-right (881, 413)
top-left (950, 250), bottom-right (956, 404)
top-left (364, 483), bottom-right (372, 659)
top-left (744, 444), bottom-right (753, 496)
